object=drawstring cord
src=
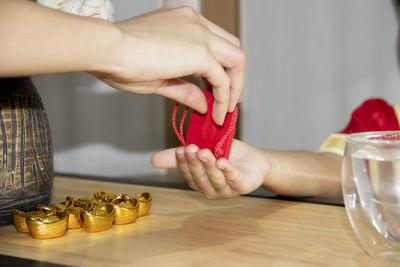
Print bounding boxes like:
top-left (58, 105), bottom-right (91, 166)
top-left (213, 106), bottom-right (238, 159)
top-left (172, 103), bottom-right (188, 146)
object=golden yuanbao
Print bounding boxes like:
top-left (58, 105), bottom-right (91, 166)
top-left (12, 191), bottom-right (152, 239)
top-left (136, 192), bottom-right (153, 217)
top-left (27, 211), bottom-right (69, 239)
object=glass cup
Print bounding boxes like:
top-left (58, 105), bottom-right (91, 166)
top-left (342, 131), bottom-right (400, 261)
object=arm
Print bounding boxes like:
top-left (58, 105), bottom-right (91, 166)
top-left (0, 0), bottom-right (114, 76)
top-left (0, 0), bottom-right (245, 125)
top-left (262, 149), bottom-right (342, 203)
top-left (151, 139), bottom-right (343, 203)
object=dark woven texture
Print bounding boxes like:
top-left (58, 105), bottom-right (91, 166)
top-left (0, 77), bottom-right (53, 225)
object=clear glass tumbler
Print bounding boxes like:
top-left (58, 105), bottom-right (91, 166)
top-left (342, 131), bottom-right (400, 261)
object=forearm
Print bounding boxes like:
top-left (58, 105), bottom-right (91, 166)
top-left (261, 149), bottom-right (343, 203)
top-left (0, 0), bottom-right (120, 77)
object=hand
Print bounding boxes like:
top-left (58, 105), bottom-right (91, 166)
top-left (151, 140), bottom-right (270, 199)
top-left (92, 6), bottom-right (245, 125)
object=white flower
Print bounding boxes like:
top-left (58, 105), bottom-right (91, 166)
top-left (37, 0), bottom-right (114, 21)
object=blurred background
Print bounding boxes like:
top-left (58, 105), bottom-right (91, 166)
top-left (32, 0), bottom-right (400, 194)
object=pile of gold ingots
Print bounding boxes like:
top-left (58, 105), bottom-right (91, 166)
top-left (12, 191), bottom-right (152, 239)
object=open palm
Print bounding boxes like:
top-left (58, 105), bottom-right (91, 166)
top-left (152, 139), bottom-right (270, 199)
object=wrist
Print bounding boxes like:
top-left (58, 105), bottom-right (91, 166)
top-left (84, 19), bottom-right (124, 75)
top-left (259, 149), bottom-right (280, 190)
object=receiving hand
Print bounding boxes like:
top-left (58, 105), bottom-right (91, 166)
top-left (93, 6), bottom-right (245, 125)
top-left (151, 140), bottom-right (270, 199)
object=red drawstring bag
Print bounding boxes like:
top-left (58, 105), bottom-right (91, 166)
top-left (172, 88), bottom-right (238, 159)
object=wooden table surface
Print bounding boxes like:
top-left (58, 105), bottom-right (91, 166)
top-left (0, 176), bottom-right (397, 266)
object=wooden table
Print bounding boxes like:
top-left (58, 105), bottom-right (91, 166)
top-left (0, 176), bottom-right (397, 266)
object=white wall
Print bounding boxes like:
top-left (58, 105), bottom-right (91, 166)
top-left (241, 0), bottom-right (400, 151)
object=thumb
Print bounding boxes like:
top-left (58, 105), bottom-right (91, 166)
top-left (151, 148), bottom-right (178, 168)
top-left (155, 78), bottom-right (207, 114)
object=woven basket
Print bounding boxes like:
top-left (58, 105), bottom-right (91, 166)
top-left (0, 77), bottom-right (54, 225)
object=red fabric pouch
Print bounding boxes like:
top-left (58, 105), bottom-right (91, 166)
top-left (172, 88), bottom-right (238, 159)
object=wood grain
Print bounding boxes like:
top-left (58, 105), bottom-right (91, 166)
top-left (0, 176), bottom-right (396, 266)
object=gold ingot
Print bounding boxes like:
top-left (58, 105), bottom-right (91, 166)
top-left (136, 192), bottom-right (152, 217)
top-left (65, 196), bottom-right (77, 203)
top-left (90, 199), bottom-right (108, 210)
top-left (12, 210), bottom-right (43, 233)
top-left (73, 197), bottom-right (95, 208)
top-left (81, 204), bottom-right (115, 233)
top-left (38, 203), bottom-right (66, 215)
top-left (114, 193), bottom-right (130, 201)
top-left (94, 190), bottom-right (106, 199)
top-left (113, 197), bottom-right (139, 225)
top-left (66, 207), bottom-right (83, 229)
top-left (94, 191), bottom-right (116, 203)
top-left (63, 198), bottom-right (76, 208)
top-left (26, 211), bottom-right (69, 239)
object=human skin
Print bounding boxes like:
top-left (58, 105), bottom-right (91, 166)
top-left (0, 0), bottom-right (245, 125)
top-left (152, 139), bottom-right (343, 203)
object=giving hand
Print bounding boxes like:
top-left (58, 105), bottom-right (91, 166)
top-left (93, 7), bottom-right (246, 125)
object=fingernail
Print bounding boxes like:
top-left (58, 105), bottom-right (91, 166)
top-left (217, 116), bottom-right (225, 126)
top-left (175, 147), bottom-right (184, 155)
top-left (200, 157), bottom-right (208, 163)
